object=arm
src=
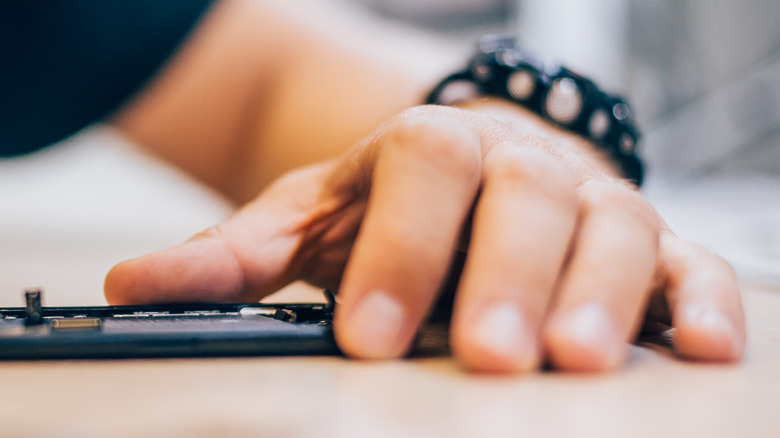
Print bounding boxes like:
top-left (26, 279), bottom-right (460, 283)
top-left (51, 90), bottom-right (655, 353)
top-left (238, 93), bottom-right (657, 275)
top-left (106, 0), bottom-right (745, 372)
top-left (111, 0), bottom-right (462, 203)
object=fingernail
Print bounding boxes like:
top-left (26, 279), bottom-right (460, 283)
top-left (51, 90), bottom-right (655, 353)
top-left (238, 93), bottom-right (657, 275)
top-left (684, 306), bottom-right (743, 357)
top-left (346, 290), bottom-right (406, 359)
top-left (470, 301), bottom-right (535, 369)
top-left (563, 304), bottom-right (624, 368)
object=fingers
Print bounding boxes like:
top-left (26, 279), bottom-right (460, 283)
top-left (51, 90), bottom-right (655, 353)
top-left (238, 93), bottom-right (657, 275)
top-left (659, 231), bottom-right (745, 361)
top-left (543, 181), bottom-right (661, 371)
top-left (334, 114), bottom-right (482, 359)
top-left (450, 146), bottom-right (578, 372)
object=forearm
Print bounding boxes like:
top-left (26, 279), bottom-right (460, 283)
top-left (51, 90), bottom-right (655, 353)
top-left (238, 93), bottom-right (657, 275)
top-left (112, 0), bottom-right (462, 203)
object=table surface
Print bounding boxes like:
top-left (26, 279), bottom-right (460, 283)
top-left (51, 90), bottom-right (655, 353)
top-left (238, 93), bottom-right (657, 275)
top-left (0, 285), bottom-right (776, 438)
top-left (1, 127), bottom-right (779, 437)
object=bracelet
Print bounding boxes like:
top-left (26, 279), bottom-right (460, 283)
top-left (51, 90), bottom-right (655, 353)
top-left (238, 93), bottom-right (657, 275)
top-left (425, 35), bottom-right (644, 187)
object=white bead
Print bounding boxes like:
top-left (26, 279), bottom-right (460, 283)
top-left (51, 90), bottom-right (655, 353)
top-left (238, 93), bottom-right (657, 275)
top-left (507, 70), bottom-right (536, 100)
top-left (544, 77), bottom-right (583, 124)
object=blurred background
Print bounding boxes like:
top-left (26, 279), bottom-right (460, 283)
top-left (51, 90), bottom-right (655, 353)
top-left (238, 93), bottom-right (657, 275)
top-left (355, 0), bottom-right (780, 177)
top-left (346, 0), bottom-right (780, 290)
top-left (1, 0), bottom-right (778, 305)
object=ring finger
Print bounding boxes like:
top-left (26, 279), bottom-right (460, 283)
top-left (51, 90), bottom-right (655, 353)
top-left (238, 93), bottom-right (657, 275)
top-left (451, 145), bottom-right (578, 372)
top-left (543, 180), bottom-right (661, 371)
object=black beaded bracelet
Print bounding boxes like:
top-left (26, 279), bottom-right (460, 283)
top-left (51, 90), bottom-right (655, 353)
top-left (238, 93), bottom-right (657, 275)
top-left (425, 35), bottom-right (644, 187)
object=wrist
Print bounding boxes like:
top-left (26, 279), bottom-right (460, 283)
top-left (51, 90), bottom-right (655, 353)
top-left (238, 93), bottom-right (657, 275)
top-left (425, 35), bottom-right (644, 186)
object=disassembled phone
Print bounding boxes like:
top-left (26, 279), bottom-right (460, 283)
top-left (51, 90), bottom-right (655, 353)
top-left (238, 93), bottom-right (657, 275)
top-left (0, 289), bottom-right (339, 360)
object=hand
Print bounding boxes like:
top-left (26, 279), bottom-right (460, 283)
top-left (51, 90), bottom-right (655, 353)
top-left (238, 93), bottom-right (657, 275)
top-left (104, 102), bottom-right (745, 373)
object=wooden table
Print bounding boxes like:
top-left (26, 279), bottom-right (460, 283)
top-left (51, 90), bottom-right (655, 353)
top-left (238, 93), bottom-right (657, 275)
top-left (0, 285), bottom-right (776, 438)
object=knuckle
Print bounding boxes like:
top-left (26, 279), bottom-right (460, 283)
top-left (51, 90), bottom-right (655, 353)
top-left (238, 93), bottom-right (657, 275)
top-left (710, 251), bottom-right (738, 280)
top-left (670, 233), bottom-right (738, 282)
top-left (396, 104), bottom-right (463, 121)
top-left (483, 146), bottom-right (577, 204)
top-left (700, 251), bottom-right (739, 285)
top-left (188, 225), bottom-right (223, 242)
top-left (385, 111), bottom-right (482, 180)
top-left (579, 180), bottom-right (660, 234)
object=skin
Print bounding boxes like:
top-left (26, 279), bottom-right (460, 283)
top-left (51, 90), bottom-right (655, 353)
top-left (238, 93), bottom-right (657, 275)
top-left (104, 0), bottom-right (745, 373)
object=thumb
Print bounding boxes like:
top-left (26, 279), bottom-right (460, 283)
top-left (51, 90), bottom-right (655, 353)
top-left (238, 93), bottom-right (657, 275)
top-left (104, 165), bottom-right (331, 305)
